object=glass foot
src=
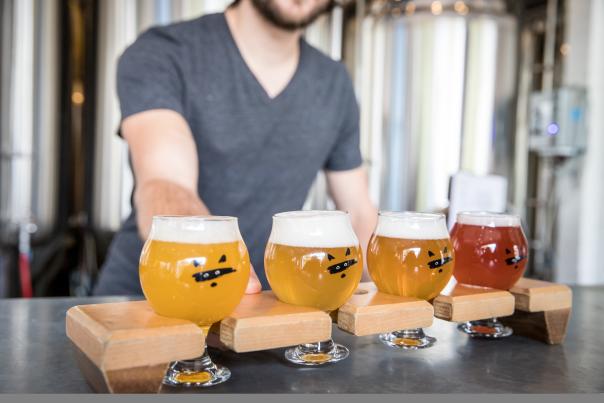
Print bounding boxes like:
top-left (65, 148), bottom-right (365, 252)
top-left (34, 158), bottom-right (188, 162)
top-left (379, 328), bottom-right (436, 350)
top-left (163, 350), bottom-right (230, 387)
top-left (284, 339), bottom-right (349, 366)
top-left (457, 318), bottom-right (513, 339)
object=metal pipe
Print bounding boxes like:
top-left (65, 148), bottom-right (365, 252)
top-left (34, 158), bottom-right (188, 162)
top-left (32, 0), bottom-right (60, 237)
top-left (513, 28), bottom-right (534, 221)
top-left (330, 4), bottom-right (344, 61)
top-left (92, 0), bottom-right (137, 231)
top-left (0, 0), bottom-right (35, 238)
top-left (542, 0), bottom-right (558, 91)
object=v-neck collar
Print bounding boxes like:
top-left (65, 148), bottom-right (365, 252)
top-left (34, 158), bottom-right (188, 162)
top-left (218, 13), bottom-right (306, 105)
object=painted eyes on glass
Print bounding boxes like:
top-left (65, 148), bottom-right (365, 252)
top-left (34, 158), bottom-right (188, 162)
top-left (327, 248), bottom-right (351, 261)
top-left (504, 248), bottom-right (526, 269)
top-left (191, 254), bottom-right (235, 286)
top-left (326, 248), bottom-right (356, 278)
top-left (427, 247), bottom-right (452, 272)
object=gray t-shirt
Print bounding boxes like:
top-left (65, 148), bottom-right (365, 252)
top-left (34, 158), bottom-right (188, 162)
top-left (93, 13), bottom-right (362, 295)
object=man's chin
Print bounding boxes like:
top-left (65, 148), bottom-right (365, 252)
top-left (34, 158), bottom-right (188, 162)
top-left (250, 0), bottom-right (334, 31)
top-left (280, 14), bottom-right (316, 26)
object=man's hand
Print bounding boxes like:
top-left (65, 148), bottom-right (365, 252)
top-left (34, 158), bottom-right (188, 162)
top-left (326, 166), bottom-right (378, 281)
top-left (246, 265), bottom-right (262, 294)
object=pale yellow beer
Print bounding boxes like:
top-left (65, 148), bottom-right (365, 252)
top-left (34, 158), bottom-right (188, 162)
top-left (139, 216), bottom-right (250, 327)
top-left (265, 243), bottom-right (363, 311)
top-left (264, 211), bottom-right (363, 312)
top-left (368, 212), bottom-right (454, 301)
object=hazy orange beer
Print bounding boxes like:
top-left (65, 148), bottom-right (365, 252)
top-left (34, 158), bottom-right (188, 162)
top-left (265, 210), bottom-right (363, 365)
top-left (367, 212), bottom-right (454, 349)
top-left (139, 215), bottom-right (250, 387)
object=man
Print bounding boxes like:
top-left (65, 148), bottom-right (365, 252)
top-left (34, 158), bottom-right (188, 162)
top-left (93, 0), bottom-right (378, 295)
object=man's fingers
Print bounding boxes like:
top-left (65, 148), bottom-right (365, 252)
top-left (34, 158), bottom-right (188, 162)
top-left (245, 264), bottom-right (262, 294)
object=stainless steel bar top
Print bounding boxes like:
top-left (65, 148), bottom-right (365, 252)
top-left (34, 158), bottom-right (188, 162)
top-left (0, 287), bottom-right (603, 393)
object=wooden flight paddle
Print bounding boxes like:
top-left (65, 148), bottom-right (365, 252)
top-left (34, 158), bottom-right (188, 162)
top-left (432, 283), bottom-right (515, 323)
top-left (65, 300), bottom-right (204, 393)
top-left (500, 277), bottom-right (573, 344)
top-left (335, 282), bottom-right (434, 336)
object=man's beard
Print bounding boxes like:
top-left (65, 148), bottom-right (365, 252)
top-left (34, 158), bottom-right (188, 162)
top-left (250, 0), bottom-right (335, 31)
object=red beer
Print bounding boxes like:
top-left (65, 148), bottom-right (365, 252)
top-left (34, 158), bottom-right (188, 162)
top-left (450, 212), bottom-right (528, 290)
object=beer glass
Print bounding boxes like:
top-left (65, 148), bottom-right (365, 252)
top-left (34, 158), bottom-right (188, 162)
top-left (367, 212), bottom-right (454, 349)
top-left (451, 211), bottom-right (529, 338)
top-left (139, 216), bottom-right (250, 387)
top-left (265, 210), bottom-right (363, 365)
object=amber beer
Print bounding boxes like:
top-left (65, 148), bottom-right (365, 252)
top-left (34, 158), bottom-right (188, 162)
top-left (139, 216), bottom-right (250, 327)
top-left (367, 212), bottom-right (452, 349)
top-left (265, 244), bottom-right (363, 311)
top-left (451, 212), bottom-right (528, 290)
top-left (265, 211), bottom-right (363, 312)
top-left (368, 212), bottom-right (454, 301)
top-left (265, 210), bottom-right (362, 365)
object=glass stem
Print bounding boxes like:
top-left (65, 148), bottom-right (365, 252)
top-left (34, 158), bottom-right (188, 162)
top-left (394, 328), bottom-right (426, 338)
top-left (310, 339), bottom-right (336, 353)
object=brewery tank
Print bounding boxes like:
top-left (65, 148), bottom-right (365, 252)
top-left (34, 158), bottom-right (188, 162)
top-left (0, 0), bottom-right (60, 240)
top-left (359, 0), bottom-right (518, 212)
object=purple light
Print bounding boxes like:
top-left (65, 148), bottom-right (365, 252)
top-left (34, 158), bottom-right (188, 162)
top-left (546, 122), bottom-right (559, 136)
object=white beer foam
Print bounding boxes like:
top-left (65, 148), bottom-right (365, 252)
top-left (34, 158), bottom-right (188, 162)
top-left (150, 216), bottom-right (241, 244)
top-left (456, 212), bottom-right (521, 227)
top-left (269, 210), bottom-right (359, 247)
top-left (375, 212), bottom-right (449, 240)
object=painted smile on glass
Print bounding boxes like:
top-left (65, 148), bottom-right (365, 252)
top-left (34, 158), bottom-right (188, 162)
top-left (326, 247), bottom-right (358, 279)
top-left (427, 247), bottom-right (453, 273)
top-left (191, 254), bottom-right (237, 287)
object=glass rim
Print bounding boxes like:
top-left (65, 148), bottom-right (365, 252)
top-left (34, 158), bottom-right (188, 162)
top-left (273, 210), bottom-right (349, 219)
top-left (378, 211), bottom-right (445, 221)
top-left (152, 215), bottom-right (238, 222)
top-left (456, 211), bottom-right (519, 219)
top-left (455, 211), bottom-right (522, 227)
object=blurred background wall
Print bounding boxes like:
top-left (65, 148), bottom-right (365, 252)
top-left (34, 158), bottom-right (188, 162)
top-left (0, 0), bottom-right (602, 297)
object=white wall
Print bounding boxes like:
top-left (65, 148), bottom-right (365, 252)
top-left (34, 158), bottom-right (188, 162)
top-left (559, 0), bottom-right (604, 285)
top-left (577, 0), bottom-right (604, 285)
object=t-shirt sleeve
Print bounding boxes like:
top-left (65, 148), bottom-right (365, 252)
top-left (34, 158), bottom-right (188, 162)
top-left (116, 27), bottom-right (185, 126)
top-left (323, 65), bottom-right (363, 171)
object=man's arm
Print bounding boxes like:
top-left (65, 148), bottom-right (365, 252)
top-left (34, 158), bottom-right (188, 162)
top-left (123, 109), bottom-right (207, 239)
top-left (122, 109), bottom-right (261, 293)
top-left (326, 166), bottom-right (378, 281)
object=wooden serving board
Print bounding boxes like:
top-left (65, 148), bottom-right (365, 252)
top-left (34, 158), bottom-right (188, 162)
top-left (508, 277), bottom-right (572, 312)
top-left (65, 300), bottom-right (205, 393)
top-left (336, 283), bottom-right (434, 336)
top-left (219, 291), bottom-right (332, 352)
top-left (433, 284), bottom-right (515, 322)
top-left (500, 278), bottom-right (573, 344)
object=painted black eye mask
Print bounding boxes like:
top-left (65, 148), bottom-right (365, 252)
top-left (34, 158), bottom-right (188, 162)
top-left (326, 247), bottom-right (358, 279)
top-left (504, 248), bottom-right (526, 269)
top-left (191, 254), bottom-right (237, 287)
top-left (427, 247), bottom-right (453, 273)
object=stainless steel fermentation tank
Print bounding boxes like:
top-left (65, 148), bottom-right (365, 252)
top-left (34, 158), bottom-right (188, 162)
top-left (358, 0), bottom-right (518, 213)
top-left (0, 0), bottom-right (60, 240)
